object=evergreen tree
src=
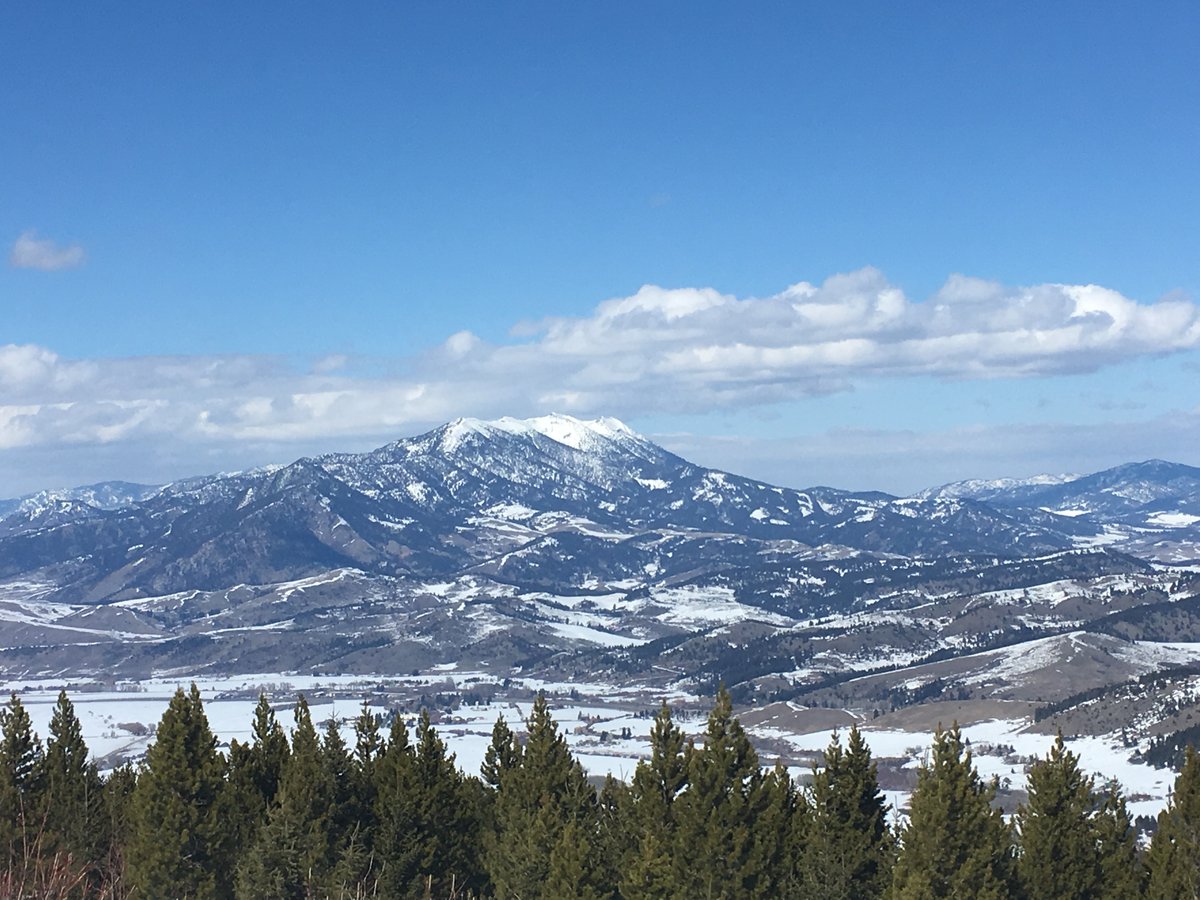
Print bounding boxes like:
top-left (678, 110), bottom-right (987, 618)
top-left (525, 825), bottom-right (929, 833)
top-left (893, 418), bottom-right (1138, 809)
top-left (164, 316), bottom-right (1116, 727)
top-left (630, 702), bottom-right (688, 826)
top-left (593, 775), bottom-right (635, 896)
top-left (622, 830), bottom-right (677, 900)
top-left (671, 686), bottom-right (771, 899)
top-left (350, 699), bottom-right (384, 827)
top-left (1147, 745), bottom-right (1200, 899)
top-left (235, 695), bottom-right (335, 900)
top-left (745, 762), bottom-right (799, 899)
top-left (247, 693), bottom-right (290, 807)
top-left (1017, 732), bottom-right (1100, 900)
top-left (0, 693), bottom-right (45, 874)
top-left (487, 694), bottom-right (606, 899)
top-left (620, 703), bottom-right (687, 897)
top-left (801, 725), bottom-right (891, 900)
top-left (127, 684), bottom-right (231, 900)
top-left (39, 691), bottom-right (107, 882)
top-left (322, 715), bottom-right (359, 852)
top-left (223, 694), bottom-right (291, 876)
top-left (891, 724), bottom-right (1016, 900)
top-left (544, 818), bottom-right (606, 900)
top-left (101, 763), bottom-right (137, 894)
top-left (1093, 781), bottom-right (1145, 900)
top-left (374, 708), bottom-right (486, 898)
top-left (481, 713), bottom-right (520, 789)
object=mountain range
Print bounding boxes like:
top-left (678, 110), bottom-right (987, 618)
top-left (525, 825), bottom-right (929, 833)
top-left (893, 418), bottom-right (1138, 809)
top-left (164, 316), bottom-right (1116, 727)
top-left (1, 414), bottom-right (1199, 741)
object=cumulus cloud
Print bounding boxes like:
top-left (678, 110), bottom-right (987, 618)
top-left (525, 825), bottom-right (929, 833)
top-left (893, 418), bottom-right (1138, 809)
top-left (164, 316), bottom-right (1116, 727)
top-left (9, 231), bottom-right (85, 271)
top-left (0, 268), bottom-right (1198, 492)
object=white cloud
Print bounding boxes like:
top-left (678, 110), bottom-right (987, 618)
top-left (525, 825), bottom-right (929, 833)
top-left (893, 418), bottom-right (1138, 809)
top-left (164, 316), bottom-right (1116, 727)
top-left (0, 268), bottom-right (1198, 492)
top-left (9, 231), bottom-right (85, 271)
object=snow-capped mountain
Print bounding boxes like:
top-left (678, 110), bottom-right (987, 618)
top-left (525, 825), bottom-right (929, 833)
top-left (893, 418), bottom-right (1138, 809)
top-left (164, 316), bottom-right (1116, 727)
top-left (913, 472), bottom-right (1079, 504)
top-left (0, 415), bottom-right (1197, 699)
top-left (916, 460), bottom-right (1200, 532)
top-left (0, 414), bottom-right (1095, 606)
top-left (0, 480), bottom-right (162, 521)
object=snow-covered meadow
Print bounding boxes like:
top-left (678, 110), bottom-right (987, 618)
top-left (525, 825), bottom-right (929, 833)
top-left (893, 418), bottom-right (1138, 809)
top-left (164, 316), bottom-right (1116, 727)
top-left (1, 669), bottom-right (1182, 824)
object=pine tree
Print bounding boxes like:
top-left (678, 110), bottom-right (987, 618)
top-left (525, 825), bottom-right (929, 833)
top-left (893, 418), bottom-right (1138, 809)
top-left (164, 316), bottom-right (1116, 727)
top-left (620, 702), bottom-right (687, 898)
top-left (322, 715), bottom-right (359, 854)
top-left (622, 829), bottom-right (677, 900)
top-left (544, 818), bottom-right (606, 900)
top-left (1017, 732), bottom-right (1100, 900)
top-left (630, 702), bottom-right (688, 826)
top-left (373, 708), bottom-right (487, 898)
top-left (350, 699), bottom-right (384, 828)
top-left (101, 763), bottom-right (137, 893)
top-left (0, 693), bottom-right (45, 876)
top-left (39, 691), bottom-right (107, 882)
top-left (671, 686), bottom-right (770, 899)
top-left (487, 694), bottom-right (605, 899)
top-left (801, 725), bottom-right (892, 900)
top-left (1147, 745), bottom-right (1200, 899)
top-left (247, 693), bottom-right (290, 807)
top-left (745, 762), bottom-right (799, 899)
top-left (224, 694), bottom-right (292, 876)
top-left (891, 724), bottom-right (1016, 900)
top-left (127, 684), bottom-right (231, 900)
top-left (1093, 781), bottom-right (1145, 900)
top-left (235, 695), bottom-right (335, 900)
top-left (481, 713), bottom-right (520, 789)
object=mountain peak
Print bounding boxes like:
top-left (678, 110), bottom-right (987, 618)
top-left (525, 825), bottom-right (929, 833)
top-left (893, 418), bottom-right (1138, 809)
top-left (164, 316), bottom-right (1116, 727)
top-left (437, 414), bottom-right (638, 453)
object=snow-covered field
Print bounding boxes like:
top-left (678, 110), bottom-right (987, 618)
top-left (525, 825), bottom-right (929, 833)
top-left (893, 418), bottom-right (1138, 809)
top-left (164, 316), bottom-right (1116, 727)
top-left (0, 670), bottom-right (1183, 823)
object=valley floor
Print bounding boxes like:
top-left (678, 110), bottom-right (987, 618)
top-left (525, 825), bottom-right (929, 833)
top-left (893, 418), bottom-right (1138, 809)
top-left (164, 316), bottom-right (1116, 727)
top-left (2, 666), bottom-right (1181, 827)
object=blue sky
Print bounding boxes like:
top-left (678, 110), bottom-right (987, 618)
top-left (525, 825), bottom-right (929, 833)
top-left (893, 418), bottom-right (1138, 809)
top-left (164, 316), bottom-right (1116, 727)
top-left (2, 3), bottom-right (1198, 495)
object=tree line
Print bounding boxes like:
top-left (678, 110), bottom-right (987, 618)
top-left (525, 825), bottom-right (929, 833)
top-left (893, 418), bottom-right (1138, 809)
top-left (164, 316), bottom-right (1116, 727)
top-left (1, 685), bottom-right (1198, 898)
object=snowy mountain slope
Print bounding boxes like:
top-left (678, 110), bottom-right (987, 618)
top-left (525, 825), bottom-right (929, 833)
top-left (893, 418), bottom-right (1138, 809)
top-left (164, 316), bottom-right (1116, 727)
top-left (0, 415), bottom-right (1093, 605)
top-left (0, 413), bottom-right (1199, 730)
top-left (918, 460), bottom-right (1200, 523)
top-left (0, 481), bottom-right (162, 523)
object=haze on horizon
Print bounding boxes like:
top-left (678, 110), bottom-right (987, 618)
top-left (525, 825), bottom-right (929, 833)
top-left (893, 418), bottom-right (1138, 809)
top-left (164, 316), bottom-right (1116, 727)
top-left (2, 3), bottom-right (1198, 497)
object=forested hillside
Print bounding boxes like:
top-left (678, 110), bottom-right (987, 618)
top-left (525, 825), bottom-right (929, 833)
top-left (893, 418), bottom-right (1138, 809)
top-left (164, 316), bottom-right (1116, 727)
top-left (0, 687), bottom-right (1192, 899)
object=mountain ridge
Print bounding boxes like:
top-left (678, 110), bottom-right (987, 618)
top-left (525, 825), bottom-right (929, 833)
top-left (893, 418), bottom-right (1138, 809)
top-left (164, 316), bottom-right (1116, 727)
top-left (0, 415), bottom-right (1197, 712)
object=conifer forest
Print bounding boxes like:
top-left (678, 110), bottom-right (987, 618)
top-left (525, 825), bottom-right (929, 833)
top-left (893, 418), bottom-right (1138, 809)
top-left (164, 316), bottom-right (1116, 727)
top-left (1, 686), bottom-right (1195, 899)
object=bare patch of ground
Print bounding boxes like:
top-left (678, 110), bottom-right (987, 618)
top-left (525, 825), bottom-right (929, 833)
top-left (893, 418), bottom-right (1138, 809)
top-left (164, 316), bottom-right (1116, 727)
top-left (871, 699), bottom-right (1036, 732)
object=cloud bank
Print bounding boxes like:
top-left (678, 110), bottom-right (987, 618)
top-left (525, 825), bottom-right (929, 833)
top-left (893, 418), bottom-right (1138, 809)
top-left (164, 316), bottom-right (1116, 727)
top-left (9, 231), bottom-right (86, 271)
top-left (0, 268), bottom-right (1198, 491)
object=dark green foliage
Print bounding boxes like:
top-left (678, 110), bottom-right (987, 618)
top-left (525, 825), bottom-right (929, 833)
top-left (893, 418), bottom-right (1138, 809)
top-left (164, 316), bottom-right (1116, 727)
top-left (321, 715), bottom-right (359, 853)
top-left (374, 708), bottom-right (485, 898)
top-left (224, 694), bottom-right (292, 877)
top-left (744, 762), bottom-right (799, 898)
top-left (545, 818), bottom-right (606, 900)
top-left (1147, 745), bottom-right (1200, 898)
top-left (619, 702), bottom-right (688, 897)
top-left (248, 693), bottom-right (290, 806)
top-left (128, 684), bottom-right (231, 900)
top-left (235, 695), bottom-right (334, 899)
top-left (892, 724), bottom-right (1016, 900)
top-left (1094, 782), bottom-right (1146, 900)
top-left (0, 693), bottom-right (44, 866)
top-left (1017, 732), bottom-right (1100, 900)
top-left (801, 725), bottom-right (891, 900)
top-left (481, 713), bottom-right (519, 789)
top-left (39, 691), bottom-right (107, 882)
top-left (671, 686), bottom-right (774, 899)
top-left (9, 685), bottom-right (1173, 900)
top-left (101, 763), bottom-right (137, 891)
top-left (630, 702), bottom-right (687, 828)
top-left (350, 700), bottom-right (384, 828)
top-left (487, 694), bottom-right (608, 899)
top-left (622, 830), bottom-right (676, 900)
